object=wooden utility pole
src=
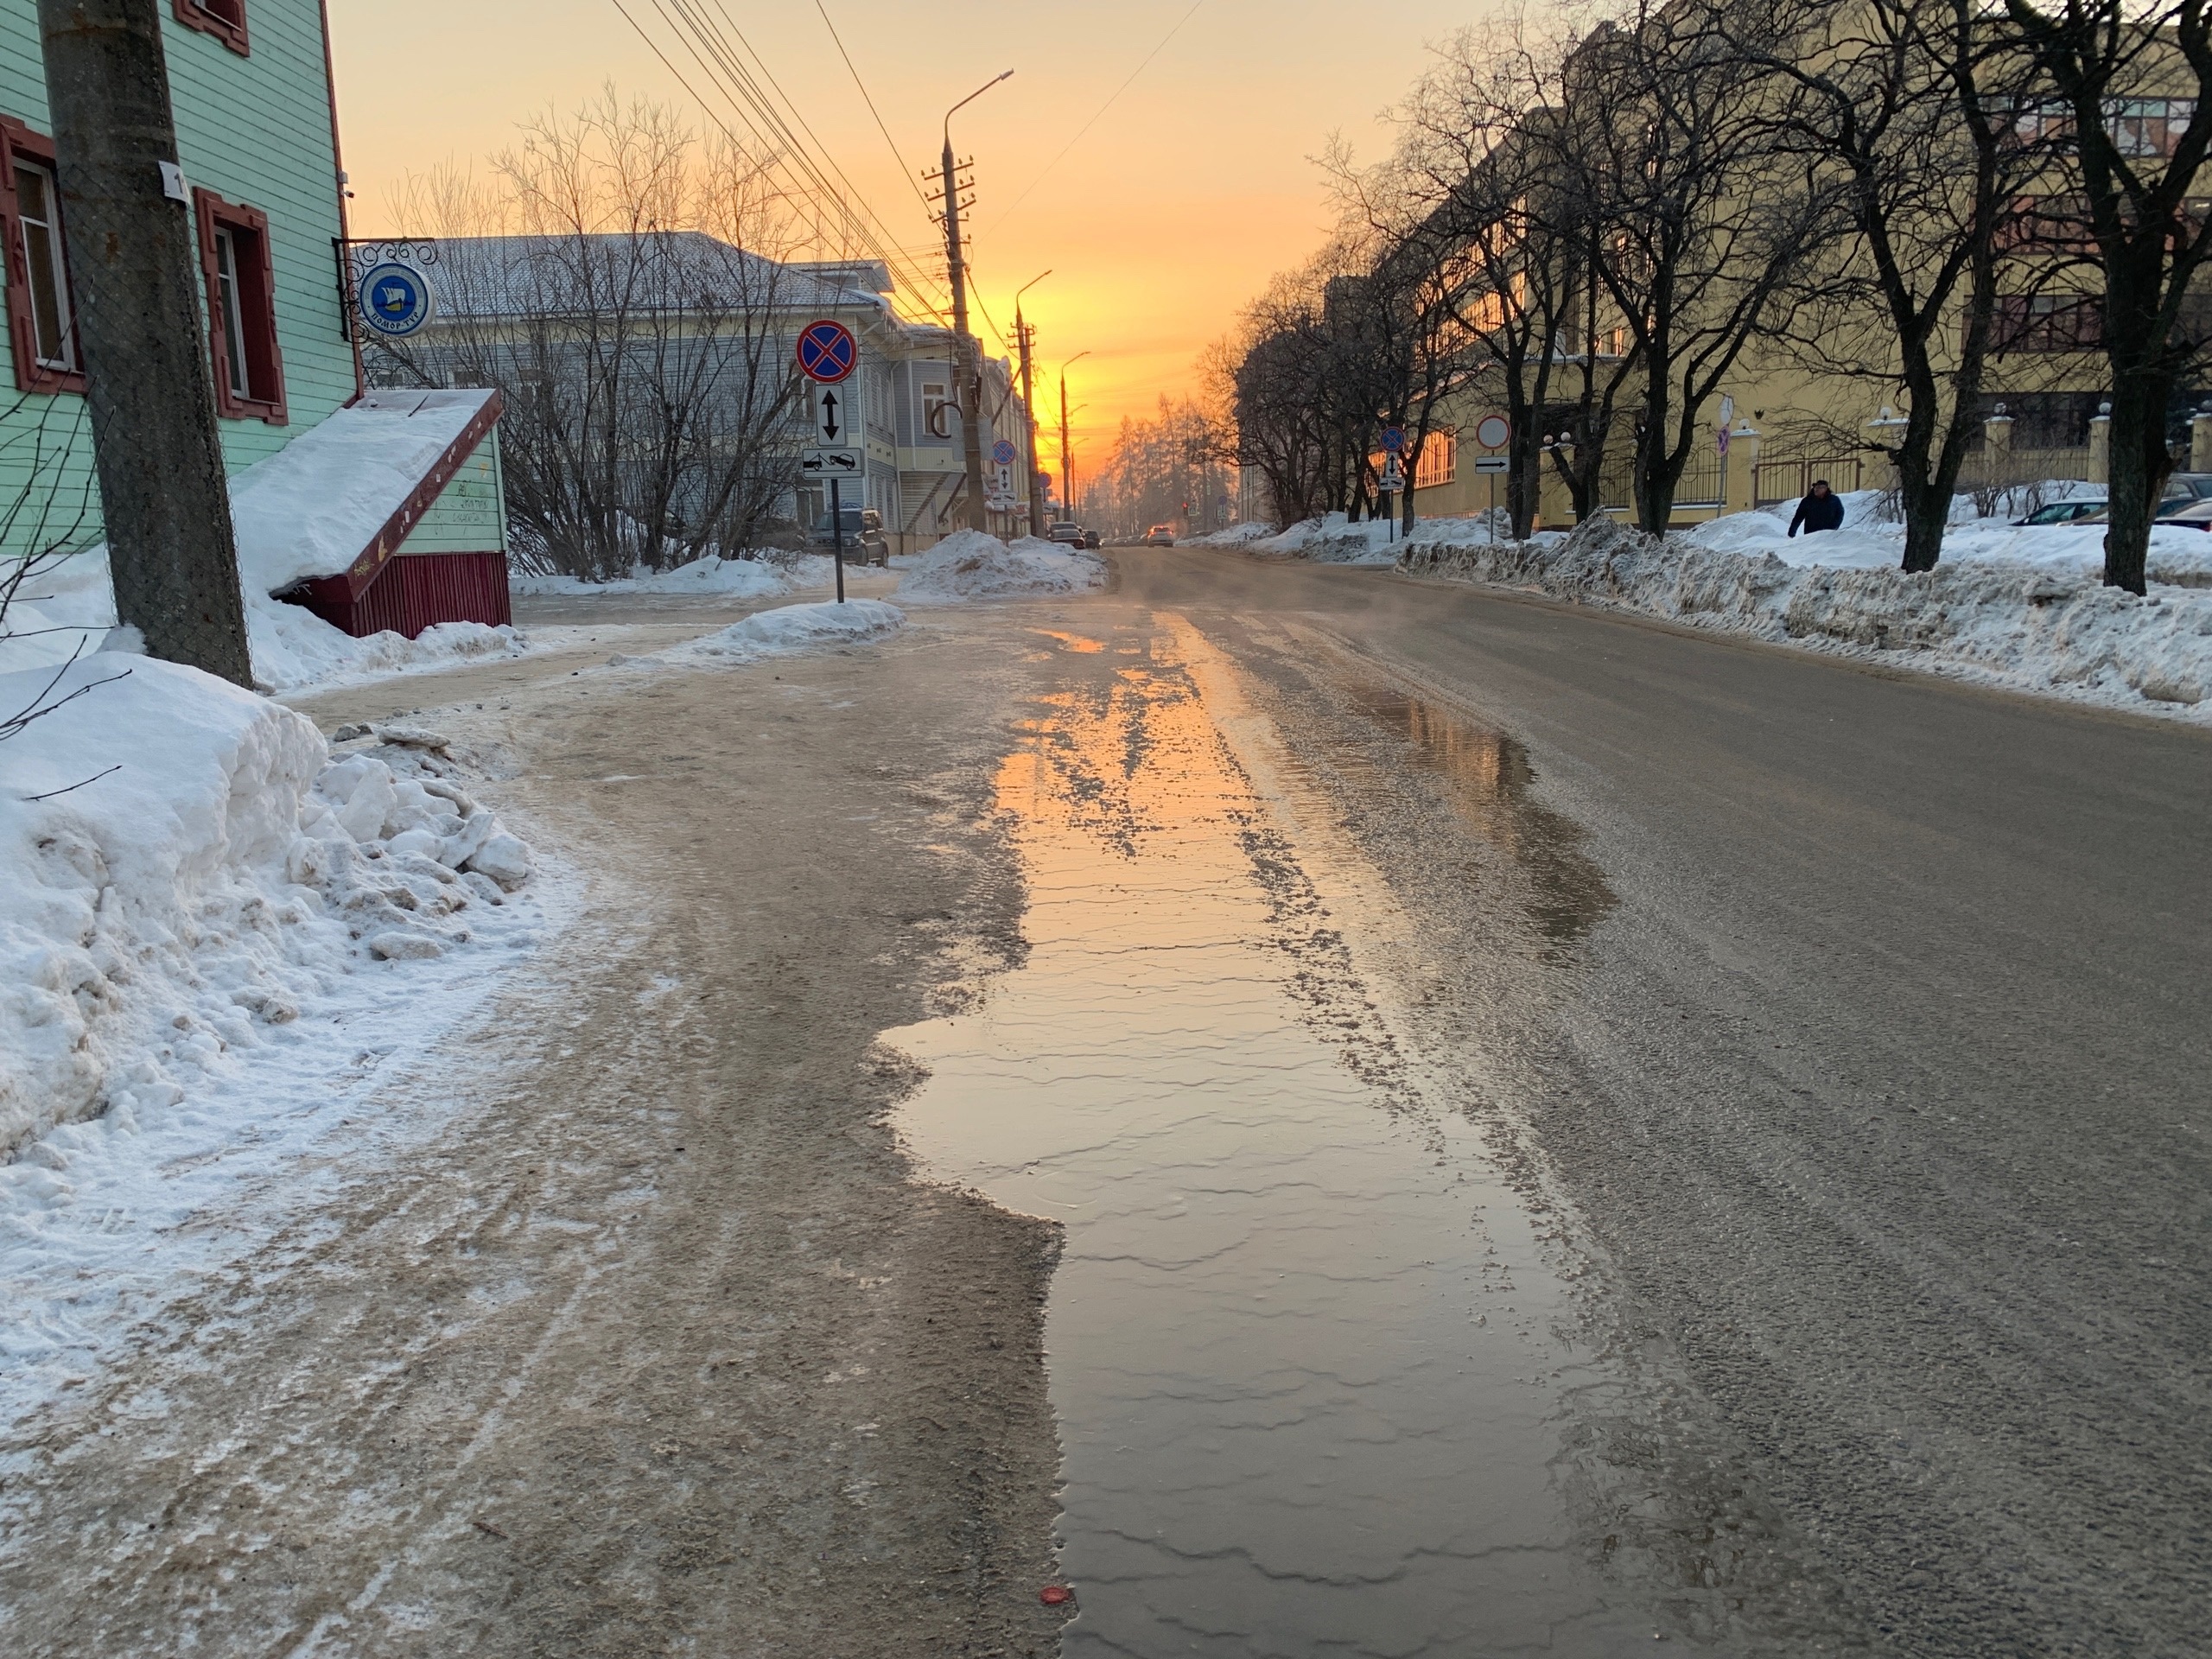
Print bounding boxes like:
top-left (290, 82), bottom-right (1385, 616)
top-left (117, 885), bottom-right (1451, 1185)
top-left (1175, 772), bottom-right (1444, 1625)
top-left (935, 73), bottom-right (1007, 535)
top-left (40, 0), bottom-right (252, 686)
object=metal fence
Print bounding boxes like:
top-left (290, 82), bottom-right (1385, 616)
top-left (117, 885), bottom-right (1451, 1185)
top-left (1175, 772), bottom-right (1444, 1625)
top-left (1755, 456), bottom-right (1864, 506)
top-left (1598, 450), bottom-right (1725, 510)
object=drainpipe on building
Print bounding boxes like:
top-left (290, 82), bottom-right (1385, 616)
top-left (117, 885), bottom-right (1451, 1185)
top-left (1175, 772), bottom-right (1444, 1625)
top-left (39, 0), bottom-right (252, 685)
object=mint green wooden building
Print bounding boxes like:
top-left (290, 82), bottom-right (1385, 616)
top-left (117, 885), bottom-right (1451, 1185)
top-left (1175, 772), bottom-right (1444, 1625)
top-left (0, 0), bottom-right (510, 637)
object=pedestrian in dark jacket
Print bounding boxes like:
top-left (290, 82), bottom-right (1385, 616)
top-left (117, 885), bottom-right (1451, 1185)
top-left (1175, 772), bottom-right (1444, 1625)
top-left (1789, 480), bottom-right (1845, 537)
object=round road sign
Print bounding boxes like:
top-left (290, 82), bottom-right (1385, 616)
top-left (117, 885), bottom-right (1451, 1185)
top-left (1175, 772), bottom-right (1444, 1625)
top-left (1380, 425), bottom-right (1405, 454)
top-left (357, 260), bottom-right (434, 338)
top-left (992, 438), bottom-right (1017, 466)
top-left (796, 319), bottom-right (858, 384)
top-left (1474, 413), bottom-right (1510, 450)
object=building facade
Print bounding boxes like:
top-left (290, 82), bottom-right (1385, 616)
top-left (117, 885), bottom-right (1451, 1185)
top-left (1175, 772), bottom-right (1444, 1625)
top-left (1, 0), bottom-right (510, 636)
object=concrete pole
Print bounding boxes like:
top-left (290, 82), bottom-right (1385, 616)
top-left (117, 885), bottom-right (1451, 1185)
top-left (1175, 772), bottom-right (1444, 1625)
top-left (1016, 308), bottom-right (1046, 531)
top-left (1060, 374), bottom-right (1074, 518)
top-left (40, 0), bottom-right (252, 686)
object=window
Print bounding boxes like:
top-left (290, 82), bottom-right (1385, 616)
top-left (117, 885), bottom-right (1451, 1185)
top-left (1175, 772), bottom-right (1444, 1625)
top-left (2113, 99), bottom-right (2194, 159)
top-left (922, 381), bottom-right (950, 440)
top-left (1991, 294), bottom-right (2103, 354)
top-left (0, 117), bottom-right (82, 394)
top-left (1415, 430), bottom-right (1457, 489)
top-left (173, 0), bottom-right (248, 55)
top-left (193, 188), bottom-right (286, 423)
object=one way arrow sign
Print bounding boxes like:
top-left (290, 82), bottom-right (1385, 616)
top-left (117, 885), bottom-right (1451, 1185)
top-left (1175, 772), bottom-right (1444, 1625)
top-left (812, 385), bottom-right (847, 444)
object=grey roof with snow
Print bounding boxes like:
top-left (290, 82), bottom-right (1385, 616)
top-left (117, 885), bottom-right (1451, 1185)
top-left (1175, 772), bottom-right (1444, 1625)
top-left (419, 233), bottom-right (893, 321)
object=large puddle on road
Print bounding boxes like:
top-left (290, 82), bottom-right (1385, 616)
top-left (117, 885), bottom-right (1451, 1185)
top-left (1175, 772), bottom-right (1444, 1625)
top-left (889, 617), bottom-right (1653, 1656)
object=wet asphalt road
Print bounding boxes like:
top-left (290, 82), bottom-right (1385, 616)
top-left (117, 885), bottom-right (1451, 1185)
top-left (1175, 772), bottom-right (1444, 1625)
top-left (1115, 547), bottom-right (2212, 1656)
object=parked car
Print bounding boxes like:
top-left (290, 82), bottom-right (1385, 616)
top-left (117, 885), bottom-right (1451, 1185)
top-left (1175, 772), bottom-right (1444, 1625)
top-left (1144, 524), bottom-right (1177, 546)
top-left (2155, 498), bottom-right (2212, 531)
top-left (1081, 528), bottom-right (1102, 550)
top-left (1046, 520), bottom-right (1086, 546)
top-left (2014, 499), bottom-right (2106, 526)
top-left (810, 505), bottom-right (887, 563)
top-left (2164, 472), bottom-right (2212, 500)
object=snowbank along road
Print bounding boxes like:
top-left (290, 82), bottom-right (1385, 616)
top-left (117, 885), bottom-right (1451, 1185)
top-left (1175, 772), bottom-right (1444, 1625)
top-left (2, 546), bottom-right (2206, 1656)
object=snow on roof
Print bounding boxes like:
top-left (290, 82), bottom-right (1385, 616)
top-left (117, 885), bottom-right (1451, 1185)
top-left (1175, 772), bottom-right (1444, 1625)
top-left (229, 389), bottom-right (497, 594)
top-left (420, 234), bottom-right (890, 321)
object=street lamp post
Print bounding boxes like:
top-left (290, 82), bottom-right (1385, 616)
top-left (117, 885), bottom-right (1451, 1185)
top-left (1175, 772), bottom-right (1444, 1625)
top-left (1058, 350), bottom-right (1090, 523)
top-left (941, 70), bottom-right (1011, 533)
top-left (1014, 270), bottom-right (1051, 533)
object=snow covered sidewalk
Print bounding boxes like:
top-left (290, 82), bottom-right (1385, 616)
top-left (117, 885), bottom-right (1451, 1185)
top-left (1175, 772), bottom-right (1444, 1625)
top-left (0, 656), bottom-right (553, 1410)
top-left (1400, 513), bottom-right (2212, 721)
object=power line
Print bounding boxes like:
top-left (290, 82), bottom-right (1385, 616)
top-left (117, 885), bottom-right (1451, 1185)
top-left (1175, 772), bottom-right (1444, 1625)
top-left (984, 0), bottom-right (1208, 237)
top-left (607, 0), bottom-right (951, 319)
top-left (813, 0), bottom-right (933, 213)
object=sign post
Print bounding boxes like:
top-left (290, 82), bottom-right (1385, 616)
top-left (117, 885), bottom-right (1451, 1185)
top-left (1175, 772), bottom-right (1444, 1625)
top-left (797, 321), bottom-right (860, 602)
top-left (1472, 414), bottom-right (1511, 543)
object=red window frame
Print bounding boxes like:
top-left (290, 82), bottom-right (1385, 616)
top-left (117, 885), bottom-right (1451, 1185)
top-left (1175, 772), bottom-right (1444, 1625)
top-left (194, 188), bottom-right (287, 424)
top-left (173, 0), bottom-right (249, 55)
top-left (0, 116), bottom-right (85, 396)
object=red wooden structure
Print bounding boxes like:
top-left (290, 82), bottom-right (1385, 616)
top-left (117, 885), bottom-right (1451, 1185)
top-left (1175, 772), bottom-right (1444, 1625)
top-left (285, 390), bottom-right (511, 639)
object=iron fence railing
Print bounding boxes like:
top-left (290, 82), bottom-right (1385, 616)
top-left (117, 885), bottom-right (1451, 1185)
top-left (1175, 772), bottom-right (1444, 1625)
top-left (1755, 456), bottom-right (1864, 507)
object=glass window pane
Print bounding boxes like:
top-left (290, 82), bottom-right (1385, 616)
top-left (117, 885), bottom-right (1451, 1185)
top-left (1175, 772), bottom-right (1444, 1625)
top-left (14, 161), bottom-right (73, 370)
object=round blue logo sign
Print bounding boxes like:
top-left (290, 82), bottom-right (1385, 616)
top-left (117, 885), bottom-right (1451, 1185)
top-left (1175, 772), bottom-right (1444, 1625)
top-left (357, 261), bottom-right (433, 338)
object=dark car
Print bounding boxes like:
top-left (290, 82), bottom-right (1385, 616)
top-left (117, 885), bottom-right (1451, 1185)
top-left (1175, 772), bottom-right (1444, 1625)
top-left (2014, 499), bottom-right (2106, 526)
top-left (810, 505), bottom-right (887, 563)
top-left (1080, 528), bottom-right (1102, 550)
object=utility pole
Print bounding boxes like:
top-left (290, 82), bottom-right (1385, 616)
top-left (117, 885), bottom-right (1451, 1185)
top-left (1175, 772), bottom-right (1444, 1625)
top-left (931, 71), bottom-right (1009, 535)
top-left (39, 0), bottom-right (252, 686)
top-left (1058, 350), bottom-right (1090, 522)
top-left (1014, 269), bottom-right (1050, 531)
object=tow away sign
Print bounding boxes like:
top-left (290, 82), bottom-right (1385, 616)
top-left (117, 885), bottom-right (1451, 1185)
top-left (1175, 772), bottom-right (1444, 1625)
top-left (801, 447), bottom-right (862, 480)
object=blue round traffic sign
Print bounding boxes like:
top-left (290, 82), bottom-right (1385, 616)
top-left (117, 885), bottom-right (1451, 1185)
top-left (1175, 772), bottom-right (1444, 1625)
top-left (358, 261), bottom-right (433, 338)
top-left (1380, 425), bottom-right (1405, 454)
top-left (797, 319), bottom-right (858, 383)
top-left (992, 438), bottom-right (1016, 465)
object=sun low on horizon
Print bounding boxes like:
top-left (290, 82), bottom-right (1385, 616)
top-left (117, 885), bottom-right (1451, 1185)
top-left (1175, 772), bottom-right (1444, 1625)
top-left (325, 0), bottom-right (1428, 458)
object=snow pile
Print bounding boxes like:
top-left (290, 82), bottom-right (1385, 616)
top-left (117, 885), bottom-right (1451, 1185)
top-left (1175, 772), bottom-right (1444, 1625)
top-left (1685, 497), bottom-right (2212, 585)
top-left (1239, 512), bottom-right (1523, 565)
top-left (666, 597), bottom-right (906, 662)
top-left (2, 546), bottom-right (529, 695)
top-left (893, 530), bottom-right (1108, 603)
top-left (513, 551), bottom-right (842, 599)
top-left (1183, 522), bottom-right (1281, 547)
top-left (0, 655), bottom-right (537, 1160)
top-left (1402, 515), bottom-right (2212, 719)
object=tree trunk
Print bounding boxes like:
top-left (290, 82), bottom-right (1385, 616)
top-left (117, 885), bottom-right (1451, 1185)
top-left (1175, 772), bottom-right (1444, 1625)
top-left (2103, 369), bottom-right (2170, 595)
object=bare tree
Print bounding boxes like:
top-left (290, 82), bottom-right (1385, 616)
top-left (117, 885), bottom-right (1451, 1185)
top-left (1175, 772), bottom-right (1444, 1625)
top-left (1555, 5), bottom-right (1837, 532)
top-left (1399, 22), bottom-right (1599, 537)
top-left (1697, 0), bottom-right (2053, 573)
top-left (2, 392), bottom-right (128, 777)
top-left (374, 91), bottom-right (812, 581)
top-left (2002, 0), bottom-right (2212, 593)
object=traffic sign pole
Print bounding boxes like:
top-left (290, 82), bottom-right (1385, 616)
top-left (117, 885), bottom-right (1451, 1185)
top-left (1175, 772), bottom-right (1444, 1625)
top-left (796, 320), bottom-right (861, 606)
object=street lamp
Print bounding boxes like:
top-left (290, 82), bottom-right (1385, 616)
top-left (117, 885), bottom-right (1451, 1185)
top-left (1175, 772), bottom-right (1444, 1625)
top-left (941, 70), bottom-right (1013, 531)
top-left (1014, 270), bottom-right (1052, 530)
top-left (1058, 350), bottom-right (1091, 520)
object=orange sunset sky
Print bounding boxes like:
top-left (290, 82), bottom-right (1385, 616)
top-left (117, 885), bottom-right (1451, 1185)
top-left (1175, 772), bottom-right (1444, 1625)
top-left (324, 1), bottom-right (1436, 458)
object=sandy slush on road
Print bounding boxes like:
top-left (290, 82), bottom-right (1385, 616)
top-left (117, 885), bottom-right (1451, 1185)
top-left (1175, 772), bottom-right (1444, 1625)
top-left (0, 600), bottom-right (1077, 1656)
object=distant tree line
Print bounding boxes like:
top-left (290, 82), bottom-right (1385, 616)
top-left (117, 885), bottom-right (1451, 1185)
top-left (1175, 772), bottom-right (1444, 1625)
top-left (1222, 0), bottom-right (2212, 592)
